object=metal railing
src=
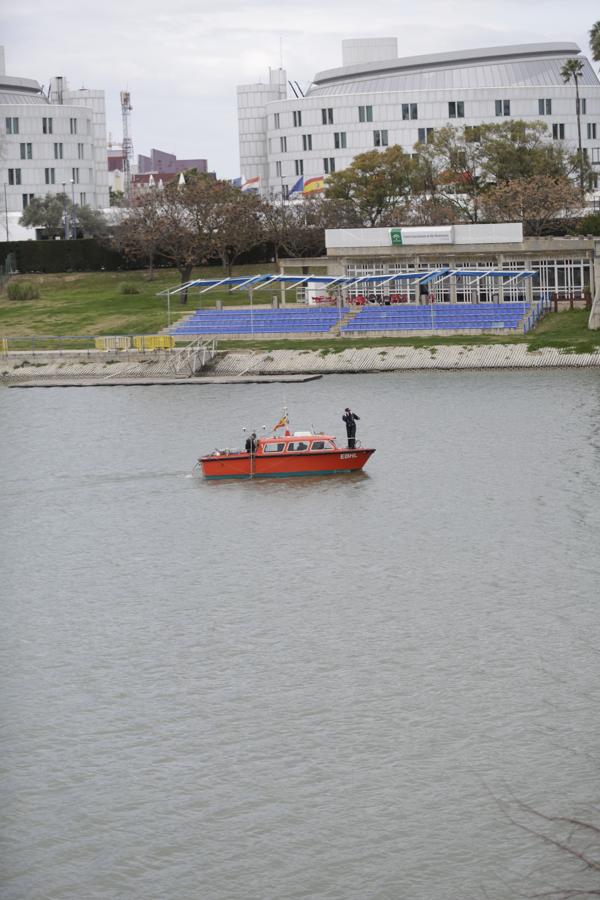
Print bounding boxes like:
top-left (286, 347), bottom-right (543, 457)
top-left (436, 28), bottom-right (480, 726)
top-left (523, 294), bottom-right (552, 333)
top-left (167, 337), bottom-right (218, 376)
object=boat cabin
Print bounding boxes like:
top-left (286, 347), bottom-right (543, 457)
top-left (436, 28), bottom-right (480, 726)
top-left (256, 432), bottom-right (338, 454)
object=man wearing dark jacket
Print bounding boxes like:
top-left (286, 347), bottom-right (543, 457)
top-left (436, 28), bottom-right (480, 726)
top-left (342, 408), bottom-right (360, 448)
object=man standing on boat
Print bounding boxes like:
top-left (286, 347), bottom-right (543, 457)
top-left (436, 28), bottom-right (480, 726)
top-left (245, 432), bottom-right (258, 454)
top-left (342, 408), bottom-right (360, 448)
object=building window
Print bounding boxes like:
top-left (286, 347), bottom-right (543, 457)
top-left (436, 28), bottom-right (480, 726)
top-left (495, 99), bottom-right (511, 116)
top-left (8, 168), bottom-right (21, 186)
top-left (72, 167), bottom-right (80, 183)
top-left (587, 122), bottom-right (597, 140)
top-left (552, 123), bottom-right (565, 140)
top-left (275, 160), bottom-right (282, 177)
top-left (302, 134), bottom-right (312, 151)
top-left (321, 107), bottom-right (333, 125)
top-left (448, 101), bottom-right (465, 118)
top-left (44, 167), bottom-right (56, 185)
top-left (358, 105), bottom-right (373, 123)
top-left (294, 159), bottom-right (304, 176)
top-left (538, 98), bottom-right (552, 115)
top-left (70, 117), bottom-right (78, 134)
top-left (418, 127), bottom-right (435, 144)
top-left (280, 136), bottom-right (287, 152)
top-left (80, 192), bottom-right (87, 205)
top-left (282, 184), bottom-right (289, 200)
top-left (334, 131), bottom-right (347, 149)
top-left (373, 129), bottom-right (388, 147)
top-left (42, 117), bottom-right (53, 134)
top-left (323, 157), bottom-right (335, 174)
top-left (20, 142), bottom-right (33, 160)
top-left (577, 98), bottom-right (587, 115)
top-left (402, 103), bottom-right (418, 120)
top-left (78, 142), bottom-right (85, 159)
top-left (5, 116), bottom-right (19, 134)
top-left (293, 110), bottom-right (302, 127)
top-left (54, 142), bottom-right (63, 159)
top-left (274, 112), bottom-right (280, 129)
top-left (86, 119), bottom-right (91, 135)
top-left (22, 193), bottom-right (35, 209)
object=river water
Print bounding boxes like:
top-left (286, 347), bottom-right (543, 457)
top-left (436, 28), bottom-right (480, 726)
top-left (1, 371), bottom-right (600, 900)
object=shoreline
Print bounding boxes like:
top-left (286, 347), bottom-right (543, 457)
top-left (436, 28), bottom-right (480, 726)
top-left (2, 344), bottom-right (600, 385)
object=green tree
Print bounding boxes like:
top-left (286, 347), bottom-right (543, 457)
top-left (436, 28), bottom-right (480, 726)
top-left (478, 120), bottom-right (573, 183)
top-left (19, 193), bottom-right (68, 238)
top-left (412, 126), bottom-right (488, 222)
top-left (325, 146), bottom-right (413, 226)
top-left (561, 58), bottom-right (585, 195)
top-left (75, 205), bottom-right (110, 240)
top-left (590, 20), bottom-right (600, 64)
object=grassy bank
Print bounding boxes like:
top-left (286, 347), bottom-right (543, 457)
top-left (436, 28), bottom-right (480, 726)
top-left (0, 268), bottom-right (598, 353)
top-left (0, 265), bottom-right (278, 337)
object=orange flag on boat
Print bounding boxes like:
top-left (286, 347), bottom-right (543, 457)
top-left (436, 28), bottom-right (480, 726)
top-left (273, 414), bottom-right (289, 430)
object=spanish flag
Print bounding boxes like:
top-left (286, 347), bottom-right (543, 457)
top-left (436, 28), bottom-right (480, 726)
top-left (303, 176), bottom-right (325, 195)
top-left (273, 414), bottom-right (289, 430)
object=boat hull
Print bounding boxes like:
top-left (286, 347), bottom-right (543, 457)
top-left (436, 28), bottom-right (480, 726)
top-left (200, 448), bottom-right (375, 479)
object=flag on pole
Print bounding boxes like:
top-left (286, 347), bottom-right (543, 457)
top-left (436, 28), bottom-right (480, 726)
top-left (178, 172), bottom-right (186, 187)
top-left (303, 176), bottom-right (325, 195)
top-left (273, 413), bottom-right (289, 431)
top-left (241, 175), bottom-right (260, 193)
top-left (289, 176), bottom-right (304, 195)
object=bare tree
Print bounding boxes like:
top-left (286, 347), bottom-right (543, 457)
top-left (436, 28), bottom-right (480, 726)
top-left (480, 175), bottom-right (583, 236)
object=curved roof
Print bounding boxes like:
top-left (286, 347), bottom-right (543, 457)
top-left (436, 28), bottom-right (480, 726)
top-left (307, 42), bottom-right (599, 96)
top-left (0, 74), bottom-right (48, 105)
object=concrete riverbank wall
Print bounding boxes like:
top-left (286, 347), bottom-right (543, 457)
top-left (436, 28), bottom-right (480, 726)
top-left (210, 345), bottom-right (600, 374)
top-left (2, 345), bottom-right (600, 383)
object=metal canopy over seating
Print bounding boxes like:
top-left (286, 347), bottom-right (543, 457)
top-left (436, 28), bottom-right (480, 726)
top-left (158, 268), bottom-right (536, 296)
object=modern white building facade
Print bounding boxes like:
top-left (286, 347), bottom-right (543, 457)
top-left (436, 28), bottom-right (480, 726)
top-left (237, 39), bottom-right (600, 201)
top-left (1, 46), bottom-right (109, 241)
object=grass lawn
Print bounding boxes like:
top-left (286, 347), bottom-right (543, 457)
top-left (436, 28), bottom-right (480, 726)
top-left (0, 265), bottom-right (279, 338)
top-left (0, 268), bottom-right (598, 353)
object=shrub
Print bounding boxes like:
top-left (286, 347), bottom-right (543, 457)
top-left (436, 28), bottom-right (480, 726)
top-left (7, 281), bottom-right (40, 301)
top-left (118, 282), bottom-right (141, 295)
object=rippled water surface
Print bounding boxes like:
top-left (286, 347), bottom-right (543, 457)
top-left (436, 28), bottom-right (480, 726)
top-left (1, 372), bottom-right (600, 900)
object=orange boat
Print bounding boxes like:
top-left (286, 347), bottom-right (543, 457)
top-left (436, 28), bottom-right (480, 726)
top-left (200, 423), bottom-right (375, 480)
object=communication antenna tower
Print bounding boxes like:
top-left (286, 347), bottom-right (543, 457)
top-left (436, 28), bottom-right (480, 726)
top-left (120, 90), bottom-right (133, 197)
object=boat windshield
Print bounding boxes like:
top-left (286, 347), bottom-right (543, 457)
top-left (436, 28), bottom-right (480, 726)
top-left (287, 441), bottom-right (309, 452)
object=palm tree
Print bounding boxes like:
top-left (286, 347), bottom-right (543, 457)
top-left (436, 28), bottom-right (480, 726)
top-left (561, 58), bottom-right (585, 195)
top-left (590, 20), bottom-right (600, 64)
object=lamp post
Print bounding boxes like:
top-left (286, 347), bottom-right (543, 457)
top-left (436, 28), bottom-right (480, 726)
top-left (62, 183), bottom-right (68, 240)
top-left (3, 183), bottom-right (9, 242)
top-left (70, 179), bottom-right (76, 239)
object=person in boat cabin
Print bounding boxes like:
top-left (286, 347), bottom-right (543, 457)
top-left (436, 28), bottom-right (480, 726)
top-left (342, 408), bottom-right (360, 448)
top-left (245, 432), bottom-right (258, 454)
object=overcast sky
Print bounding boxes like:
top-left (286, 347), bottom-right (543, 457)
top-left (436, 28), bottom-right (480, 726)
top-left (4, 0), bottom-right (599, 179)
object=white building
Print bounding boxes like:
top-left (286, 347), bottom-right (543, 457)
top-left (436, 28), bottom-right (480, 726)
top-left (1, 46), bottom-right (109, 241)
top-left (237, 40), bottom-right (600, 201)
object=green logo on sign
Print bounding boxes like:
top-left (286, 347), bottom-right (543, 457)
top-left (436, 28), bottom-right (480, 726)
top-left (390, 228), bottom-right (403, 246)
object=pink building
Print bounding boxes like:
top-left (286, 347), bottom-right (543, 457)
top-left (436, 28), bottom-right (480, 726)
top-left (137, 148), bottom-right (208, 175)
